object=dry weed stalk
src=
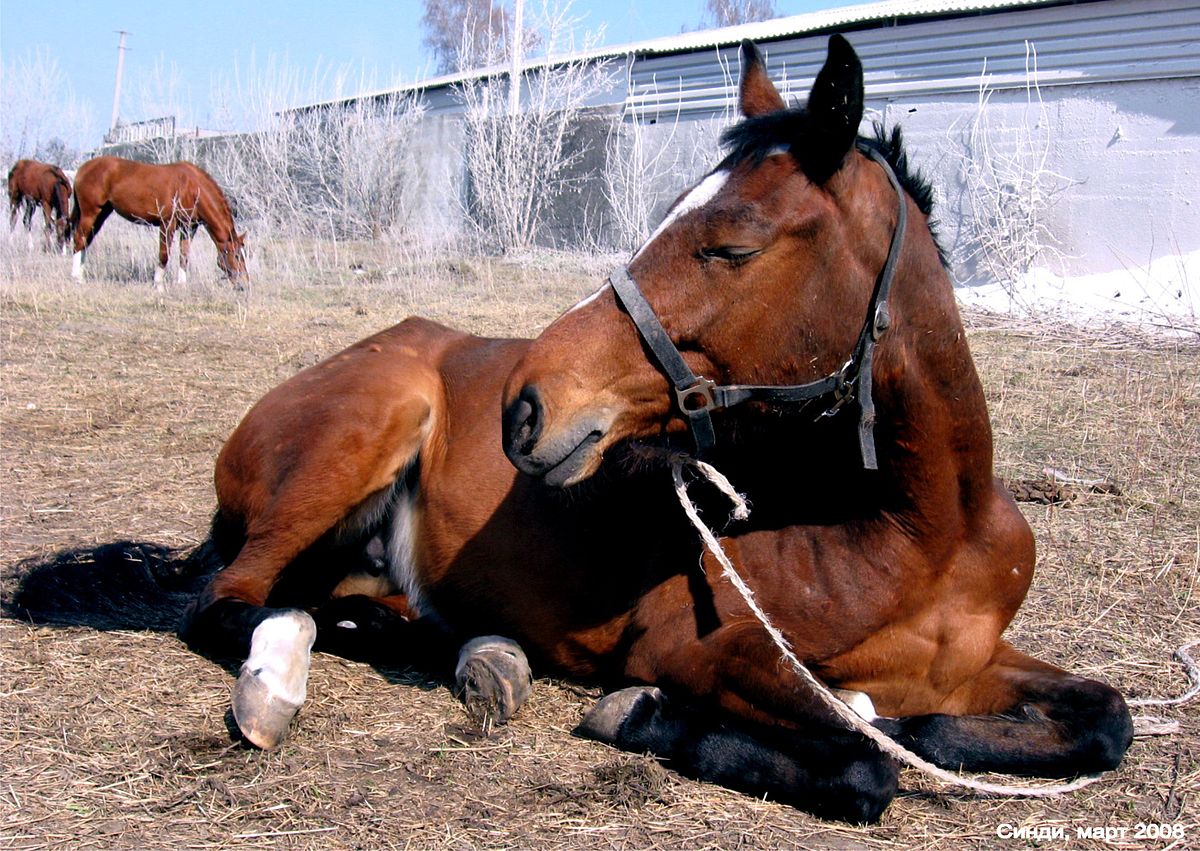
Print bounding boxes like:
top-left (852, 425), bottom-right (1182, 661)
top-left (953, 43), bottom-right (1074, 300)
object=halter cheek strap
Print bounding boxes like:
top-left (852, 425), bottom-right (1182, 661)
top-left (609, 145), bottom-right (907, 470)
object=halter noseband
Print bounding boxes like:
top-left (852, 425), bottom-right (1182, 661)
top-left (609, 145), bottom-right (907, 471)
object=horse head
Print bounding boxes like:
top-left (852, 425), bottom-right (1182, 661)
top-left (503, 36), bottom-right (948, 488)
top-left (218, 229), bottom-right (248, 283)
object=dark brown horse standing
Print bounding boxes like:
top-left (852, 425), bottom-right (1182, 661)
top-left (7, 158), bottom-right (72, 252)
top-left (69, 156), bottom-right (246, 286)
top-left (27, 38), bottom-right (1131, 823)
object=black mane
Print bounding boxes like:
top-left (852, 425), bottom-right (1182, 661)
top-left (719, 109), bottom-right (946, 262)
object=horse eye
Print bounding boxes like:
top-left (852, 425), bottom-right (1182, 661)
top-left (700, 246), bottom-right (760, 263)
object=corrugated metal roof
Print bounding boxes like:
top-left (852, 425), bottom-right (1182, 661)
top-left (626, 0), bottom-right (1200, 117)
top-left (292, 0), bottom-right (1067, 112)
top-left (593, 0), bottom-right (1064, 57)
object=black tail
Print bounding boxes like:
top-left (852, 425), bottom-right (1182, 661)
top-left (3, 539), bottom-right (223, 633)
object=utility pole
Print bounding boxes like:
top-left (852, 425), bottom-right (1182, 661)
top-left (508, 0), bottom-right (523, 116)
top-left (110, 30), bottom-right (129, 131)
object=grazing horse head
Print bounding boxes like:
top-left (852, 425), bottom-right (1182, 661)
top-left (217, 228), bottom-right (248, 282)
top-left (503, 35), bottom-right (955, 489)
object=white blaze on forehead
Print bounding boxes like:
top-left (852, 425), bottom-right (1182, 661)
top-left (632, 169), bottom-right (730, 261)
top-left (565, 167), bottom-right (731, 316)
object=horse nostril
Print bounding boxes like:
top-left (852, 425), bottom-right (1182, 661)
top-left (504, 385), bottom-right (543, 459)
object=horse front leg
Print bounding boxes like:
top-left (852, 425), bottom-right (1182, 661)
top-left (177, 223), bottom-right (198, 284)
top-left (71, 204), bottom-right (112, 281)
top-left (882, 642), bottom-right (1132, 777)
top-left (155, 223), bottom-right (175, 290)
top-left (312, 592), bottom-right (533, 729)
top-left (578, 621), bottom-right (900, 823)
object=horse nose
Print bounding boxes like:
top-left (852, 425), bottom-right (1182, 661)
top-left (502, 384), bottom-right (544, 473)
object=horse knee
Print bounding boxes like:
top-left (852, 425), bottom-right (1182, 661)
top-left (1066, 682), bottom-right (1132, 773)
top-left (823, 749), bottom-right (899, 824)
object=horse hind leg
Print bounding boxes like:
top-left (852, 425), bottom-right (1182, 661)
top-left (310, 477), bottom-right (534, 730)
top-left (883, 643), bottom-right (1132, 777)
top-left (231, 608), bottom-right (317, 748)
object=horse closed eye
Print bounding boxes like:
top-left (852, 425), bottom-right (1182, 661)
top-left (700, 246), bottom-right (761, 263)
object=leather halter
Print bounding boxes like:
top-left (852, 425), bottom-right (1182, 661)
top-left (609, 145), bottom-right (907, 471)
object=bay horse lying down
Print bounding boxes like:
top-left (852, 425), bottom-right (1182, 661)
top-left (69, 156), bottom-right (246, 286)
top-left (7, 158), bottom-right (72, 252)
top-left (135, 37), bottom-right (1134, 822)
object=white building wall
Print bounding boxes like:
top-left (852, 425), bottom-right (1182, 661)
top-left (629, 0), bottom-right (1200, 286)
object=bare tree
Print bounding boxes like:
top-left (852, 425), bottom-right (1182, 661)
top-left (1, 47), bottom-right (94, 165)
top-left (423, 0), bottom-right (513, 74)
top-left (705, 0), bottom-right (777, 28)
top-left (456, 0), bottom-right (612, 252)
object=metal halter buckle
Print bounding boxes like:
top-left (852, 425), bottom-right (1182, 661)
top-left (821, 359), bottom-right (857, 418)
top-left (675, 377), bottom-right (718, 415)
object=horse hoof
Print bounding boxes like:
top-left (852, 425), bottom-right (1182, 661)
top-left (454, 635), bottom-right (533, 730)
top-left (231, 610), bottom-right (316, 749)
top-left (575, 685), bottom-right (665, 743)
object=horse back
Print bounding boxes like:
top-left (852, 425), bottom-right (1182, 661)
top-left (74, 157), bottom-right (213, 224)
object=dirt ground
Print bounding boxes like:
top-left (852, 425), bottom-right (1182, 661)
top-left (1, 247), bottom-right (1198, 850)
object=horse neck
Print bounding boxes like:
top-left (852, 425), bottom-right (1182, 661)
top-left (870, 223), bottom-right (997, 533)
top-left (189, 175), bottom-right (234, 244)
top-left (712, 210), bottom-right (995, 540)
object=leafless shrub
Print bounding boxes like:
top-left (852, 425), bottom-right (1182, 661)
top-left (205, 59), bottom-right (428, 243)
top-left (951, 43), bottom-right (1075, 296)
top-left (456, 0), bottom-right (614, 253)
top-left (423, 0), bottom-right (515, 74)
top-left (602, 60), bottom-right (735, 252)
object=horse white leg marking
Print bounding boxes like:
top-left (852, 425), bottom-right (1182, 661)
top-left (177, 267), bottom-right (187, 285)
top-left (71, 251), bottom-right (84, 280)
top-left (831, 688), bottom-right (879, 722)
top-left (386, 475), bottom-right (429, 617)
top-left (231, 609), bottom-right (317, 749)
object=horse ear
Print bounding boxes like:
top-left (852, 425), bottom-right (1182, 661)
top-left (738, 41), bottom-right (786, 118)
top-left (801, 34), bottom-right (864, 182)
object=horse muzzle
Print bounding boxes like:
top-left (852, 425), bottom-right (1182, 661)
top-left (502, 384), bottom-right (612, 488)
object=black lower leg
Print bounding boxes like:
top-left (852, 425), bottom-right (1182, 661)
top-left (178, 595), bottom-right (283, 660)
top-left (880, 680), bottom-right (1132, 777)
top-left (577, 687), bottom-right (898, 824)
top-left (312, 594), bottom-right (460, 675)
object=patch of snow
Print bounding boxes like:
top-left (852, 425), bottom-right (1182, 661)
top-left (955, 250), bottom-right (1200, 338)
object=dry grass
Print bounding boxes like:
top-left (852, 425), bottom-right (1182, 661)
top-left (1, 232), bottom-right (1197, 849)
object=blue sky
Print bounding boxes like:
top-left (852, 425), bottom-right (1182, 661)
top-left (2, 0), bottom-right (854, 146)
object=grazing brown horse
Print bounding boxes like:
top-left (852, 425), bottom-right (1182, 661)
top-left (70, 156), bottom-right (246, 285)
top-left (161, 37), bottom-right (1134, 822)
top-left (7, 158), bottom-right (72, 252)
